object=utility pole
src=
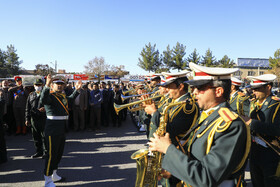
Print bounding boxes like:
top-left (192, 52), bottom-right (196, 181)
top-left (50, 61), bottom-right (57, 74)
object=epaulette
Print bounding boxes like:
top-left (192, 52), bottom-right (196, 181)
top-left (238, 92), bottom-right (246, 97)
top-left (218, 107), bottom-right (238, 122)
top-left (272, 96), bottom-right (280, 101)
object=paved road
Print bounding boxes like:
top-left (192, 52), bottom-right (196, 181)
top-left (0, 115), bottom-right (252, 187)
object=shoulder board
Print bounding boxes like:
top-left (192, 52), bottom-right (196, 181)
top-left (272, 96), bottom-right (280, 101)
top-left (218, 107), bottom-right (238, 122)
top-left (238, 92), bottom-right (245, 97)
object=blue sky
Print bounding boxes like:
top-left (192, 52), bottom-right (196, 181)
top-left (0, 0), bottom-right (279, 75)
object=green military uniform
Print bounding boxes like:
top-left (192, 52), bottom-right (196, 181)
top-left (152, 93), bottom-right (199, 186)
top-left (148, 94), bottom-right (171, 139)
top-left (229, 91), bottom-right (250, 116)
top-left (249, 95), bottom-right (280, 187)
top-left (40, 86), bottom-right (79, 176)
top-left (162, 102), bottom-right (250, 187)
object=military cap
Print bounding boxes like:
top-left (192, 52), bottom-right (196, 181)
top-left (161, 70), bottom-right (190, 86)
top-left (186, 62), bottom-right (239, 86)
top-left (248, 74), bottom-right (277, 88)
top-left (34, 78), bottom-right (43, 85)
top-left (14, 76), bottom-right (22, 81)
top-left (231, 77), bottom-right (243, 86)
top-left (52, 75), bottom-right (66, 84)
top-left (149, 73), bottom-right (162, 81)
top-left (157, 75), bottom-right (167, 86)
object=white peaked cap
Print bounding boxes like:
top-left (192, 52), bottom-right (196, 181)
top-left (249, 74), bottom-right (277, 88)
top-left (186, 62), bottom-right (240, 86)
top-left (161, 70), bottom-right (190, 86)
top-left (231, 77), bottom-right (243, 86)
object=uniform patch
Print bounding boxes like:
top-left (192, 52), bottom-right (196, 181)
top-left (218, 108), bottom-right (238, 122)
top-left (272, 96), bottom-right (280, 101)
top-left (238, 92), bottom-right (246, 97)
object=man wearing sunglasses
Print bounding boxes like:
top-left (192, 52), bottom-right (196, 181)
top-left (149, 62), bottom-right (250, 187)
top-left (243, 74), bottom-right (280, 187)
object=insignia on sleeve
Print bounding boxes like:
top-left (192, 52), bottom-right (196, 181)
top-left (272, 96), bottom-right (280, 101)
top-left (238, 92), bottom-right (246, 97)
top-left (218, 107), bottom-right (238, 122)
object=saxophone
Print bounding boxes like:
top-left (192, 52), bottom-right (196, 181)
top-left (131, 100), bottom-right (188, 187)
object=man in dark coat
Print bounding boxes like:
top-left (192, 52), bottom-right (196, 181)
top-left (25, 79), bottom-right (46, 158)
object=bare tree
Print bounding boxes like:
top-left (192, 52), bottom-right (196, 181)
top-left (84, 56), bottom-right (109, 82)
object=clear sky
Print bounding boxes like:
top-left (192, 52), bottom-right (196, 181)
top-left (0, 0), bottom-right (279, 75)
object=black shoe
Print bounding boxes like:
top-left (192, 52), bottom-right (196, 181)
top-left (31, 152), bottom-right (43, 158)
top-left (42, 154), bottom-right (47, 159)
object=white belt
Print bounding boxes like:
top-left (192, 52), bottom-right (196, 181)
top-left (47, 116), bottom-right (69, 120)
top-left (218, 180), bottom-right (234, 187)
top-left (252, 136), bottom-right (268, 148)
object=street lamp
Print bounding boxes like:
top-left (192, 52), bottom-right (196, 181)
top-left (50, 60), bottom-right (57, 74)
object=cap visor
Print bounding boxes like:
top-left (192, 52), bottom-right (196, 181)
top-left (53, 80), bottom-right (65, 84)
top-left (184, 79), bottom-right (211, 86)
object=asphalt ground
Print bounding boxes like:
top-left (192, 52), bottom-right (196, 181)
top-left (0, 114), bottom-right (252, 187)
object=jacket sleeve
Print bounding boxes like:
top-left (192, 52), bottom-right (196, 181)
top-left (25, 94), bottom-right (32, 122)
top-left (162, 121), bottom-right (247, 187)
top-left (40, 87), bottom-right (52, 105)
top-left (250, 102), bottom-right (280, 137)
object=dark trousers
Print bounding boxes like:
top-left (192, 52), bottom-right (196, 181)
top-left (3, 105), bottom-right (16, 134)
top-left (44, 135), bottom-right (65, 176)
top-left (0, 124), bottom-right (7, 164)
top-left (13, 107), bottom-right (25, 127)
top-left (250, 143), bottom-right (280, 187)
top-left (73, 106), bottom-right (85, 130)
top-left (31, 117), bottom-right (46, 154)
top-left (101, 104), bottom-right (109, 127)
top-left (111, 108), bottom-right (122, 127)
top-left (90, 106), bottom-right (101, 130)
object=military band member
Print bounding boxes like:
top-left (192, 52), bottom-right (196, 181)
top-left (243, 74), bottom-right (280, 187)
top-left (145, 70), bottom-right (199, 186)
top-left (147, 77), bottom-right (171, 139)
top-left (25, 78), bottom-right (46, 158)
top-left (149, 63), bottom-right (250, 187)
top-left (41, 74), bottom-right (82, 187)
top-left (229, 77), bottom-right (250, 116)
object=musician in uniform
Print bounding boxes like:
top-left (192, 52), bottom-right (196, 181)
top-left (229, 77), bottom-right (250, 116)
top-left (149, 63), bottom-right (250, 187)
top-left (41, 74), bottom-right (82, 187)
top-left (145, 70), bottom-right (199, 186)
top-left (147, 77), bottom-right (171, 140)
top-left (243, 74), bottom-right (280, 187)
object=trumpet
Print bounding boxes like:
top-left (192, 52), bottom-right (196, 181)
top-left (114, 94), bottom-right (163, 115)
top-left (121, 91), bottom-right (156, 102)
top-left (122, 88), bottom-right (137, 95)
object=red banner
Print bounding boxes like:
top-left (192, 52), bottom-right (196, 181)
top-left (73, 74), bottom-right (89, 80)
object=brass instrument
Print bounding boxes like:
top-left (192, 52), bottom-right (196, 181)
top-left (121, 91), bottom-right (156, 102)
top-left (131, 100), bottom-right (188, 187)
top-left (114, 94), bottom-right (163, 115)
top-left (123, 88), bottom-right (137, 95)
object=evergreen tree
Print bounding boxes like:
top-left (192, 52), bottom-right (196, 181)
top-left (0, 45), bottom-right (22, 77)
top-left (138, 42), bottom-right (161, 72)
top-left (217, 55), bottom-right (235, 68)
top-left (171, 42), bottom-right (187, 71)
top-left (187, 48), bottom-right (200, 64)
top-left (162, 45), bottom-right (173, 70)
top-left (201, 48), bottom-right (216, 67)
top-left (269, 49), bottom-right (280, 79)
